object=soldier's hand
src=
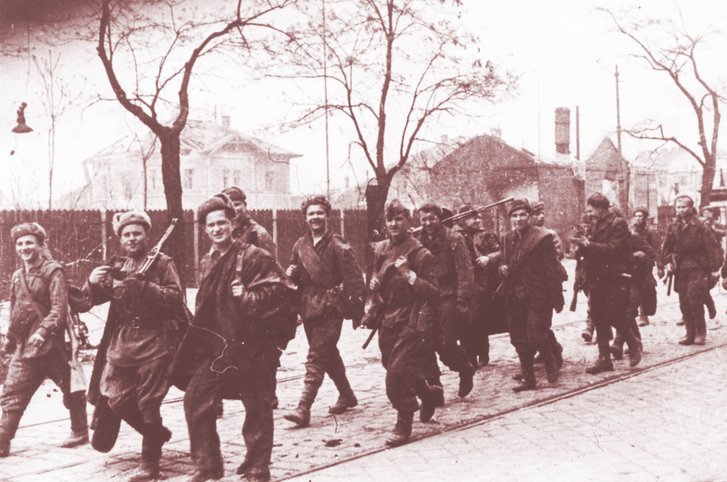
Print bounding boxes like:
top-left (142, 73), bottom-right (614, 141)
top-left (394, 256), bottom-right (411, 276)
top-left (569, 235), bottom-right (587, 247)
top-left (633, 251), bottom-right (645, 260)
top-left (665, 263), bottom-right (674, 276)
top-left (369, 277), bottom-right (381, 292)
top-left (476, 255), bottom-right (491, 268)
top-left (657, 268), bottom-right (665, 279)
top-left (285, 264), bottom-right (298, 278)
top-left (231, 279), bottom-right (245, 298)
top-left (499, 264), bottom-right (510, 278)
top-left (89, 266), bottom-right (111, 285)
top-left (27, 331), bottom-right (45, 349)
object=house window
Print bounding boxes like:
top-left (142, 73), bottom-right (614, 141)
top-left (222, 168), bottom-right (230, 187)
top-left (184, 169), bottom-right (194, 190)
top-left (265, 171), bottom-right (274, 191)
top-left (233, 170), bottom-right (241, 186)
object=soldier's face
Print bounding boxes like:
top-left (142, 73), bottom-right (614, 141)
top-left (15, 235), bottom-right (42, 264)
top-left (233, 199), bottom-right (247, 216)
top-left (119, 224), bottom-right (148, 257)
top-left (585, 204), bottom-right (607, 220)
top-left (701, 209), bottom-right (712, 221)
top-left (387, 213), bottom-right (409, 240)
top-left (675, 200), bottom-right (692, 218)
top-left (533, 211), bottom-right (545, 227)
top-left (633, 212), bottom-right (645, 225)
top-left (205, 210), bottom-right (233, 246)
top-left (510, 209), bottom-right (530, 232)
top-left (305, 204), bottom-right (328, 233)
top-left (419, 211), bottom-right (441, 234)
top-left (463, 215), bottom-right (481, 230)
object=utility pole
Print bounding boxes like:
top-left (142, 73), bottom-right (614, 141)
top-left (615, 65), bottom-right (622, 155)
top-left (322, 0), bottom-right (331, 199)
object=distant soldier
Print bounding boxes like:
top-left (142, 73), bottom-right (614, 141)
top-left (416, 203), bottom-right (476, 402)
top-left (0, 223), bottom-right (88, 458)
top-left (699, 207), bottom-right (724, 321)
top-left (86, 211), bottom-right (184, 481)
top-left (364, 199), bottom-right (440, 446)
top-left (498, 200), bottom-right (564, 391)
top-left (570, 194), bottom-right (642, 373)
top-left (630, 208), bottom-right (659, 326)
top-left (572, 213), bottom-right (596, 343)
top-left (284, 196), bottom-right (365, 428)
top-left (530, 202), bottom-right (565, 369)
top-left (173, 197), bottom-right (295, 482)
top-left (454, 204), bottom-right (501, 367)
top-left (659, 195), bottom-right (721, 346)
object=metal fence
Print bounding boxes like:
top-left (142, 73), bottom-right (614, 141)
top-left (0, 208), bottom-right (368, 299)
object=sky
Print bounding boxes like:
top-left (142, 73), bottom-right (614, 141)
top-left (0, 0), bottom-right (725, 207)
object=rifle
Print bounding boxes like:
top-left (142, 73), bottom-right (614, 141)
top-left (569, 281), bottom-right (580, 312)
top-left (663, 253), bottom-right (676, 297)
top-left (411, 197), bottom-right (514, 234)
top-left (360, 251), bottom-right (408, 349)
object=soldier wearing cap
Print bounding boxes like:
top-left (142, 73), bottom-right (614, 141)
top-left (85, 211), bottom-right (185, 481)
top-left (416, 202), bottom-right (476, 402)
top-left (630, 208), bottom-right (660, 326)
top-left (0, 223), bottom-right (89, 457)
top-left (570, 194), bottom-right (642, 374)
top-left (365, 199), bottom-right (440, 446)
top-left (498, 200), bottom-right (564, 391)
top-left (283, 195), bottom-right (366, 428)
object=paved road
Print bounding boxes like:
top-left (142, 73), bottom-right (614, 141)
top-left (290, 344), bottom-right (727, 482)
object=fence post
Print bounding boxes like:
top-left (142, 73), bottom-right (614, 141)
top-left (193, 209), bottom-right (199, 286)
top-left (272, 209), bottom-right (278, 246)
top-left (101, 209), bottom-right (108, 259)
top-left (340, 209), bottom-right (346, 238)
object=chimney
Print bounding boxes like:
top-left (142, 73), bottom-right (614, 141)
top-left (490, 127), bottom-right (502, 139)
top-left (221, 115), bottom-right (231, 129)
top-left (555, 107), bottom-right (570, 155)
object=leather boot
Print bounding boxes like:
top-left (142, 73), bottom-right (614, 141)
top-left (458, 362), bottom-right (475, 398)
top-left (624, 330), bottom-right (643, 367)
top-left (328, 393), bottom-right (358, 414)
top-left (694, 317), bottom-right (707, 345)
top-left (706, 295), bottom-right (717, 320)
top-left (0, 437), bottom-right (10, 458)
top-left (679, 319), bottom-right (695, 345)
top-left (638, 315), bottom-right (650, 327)
top-left (60, 430), bottom-right (89, 448)
top-left (610, 333), bottom-right (624, 360)
top-left (62, 391), bottom-right (89, 448)
top-left (586, 339), bottom-right (614, 374)
top-left (283, 405), bottom-right (310, 428)
top-left (581, 322), bottom-right (594, 343)
top-left (385, 411), bottom-right (413, 447)
top-left (430, 384), bottom-right (444, 407)
top-left (541, 344), bottom-right (560, 383)
top-left (513, 352), bottom-right (536, 392)
top-left (127, 459), bottom-right (160, 482)
top-left (415, 379), bottom-right (436, 423)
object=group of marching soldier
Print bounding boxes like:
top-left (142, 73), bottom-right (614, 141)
top-left (0, 187), bottom-right (724, 481)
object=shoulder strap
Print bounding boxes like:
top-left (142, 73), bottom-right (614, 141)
top-left (17, 268), bottom-right (48, 324)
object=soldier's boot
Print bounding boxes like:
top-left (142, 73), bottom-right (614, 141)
top-left (679, 319), bottom-right (695, 345)
top-left (328, 367), bottom-right (358, 415)
top-left (586, 340), bottom-right (614, 374)
top-left (694, 318), bottom-right (707, 345)
top-left (706, 295), bottom-right (717, 320)
top-left (581, 318), bottom-right (595, 343)
top-left (128, 423), bottom-right (171, 482)
top-left (609, 332), bottom-right (625, 360)
top-left (0, 436), bottom-right (10, 458)
top-left (513, 352), bottom-right (536, 392)
top-left (284, 366), bottom-right (322, 427)
top-left (638, 315), bottom-right (650, 327)
top-left (541, 344), bottom-right (560, 384)
top-left (385, 411), bottom-right (414, 447)
top-left (624, 330), bottom-right (643, 368)
top-left (415, 379), bottom-right (436, 423)
top-left (61, 391), bottom-right (89, 448)
top-left (430, 383), bottom-right (445, 407)
top-left (458, 362), bottom-right (475, 398)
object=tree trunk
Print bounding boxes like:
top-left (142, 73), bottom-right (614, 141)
top-left (700, 156), bottom-right (716, 207)
top-left (364, 176), bottom-right (391, 277)
top-left (159, 130), bottom-right (187, 286)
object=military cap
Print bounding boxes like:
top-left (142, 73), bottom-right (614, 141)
top-left (385, 199), bottom-right (410, 219)
top-left (508, 198), bottom-right (532, 216)
top-left (197, 197), bottom-right (235, 225)
top-left (532, 201), bottom-right (545, 213)
top-left (633, 207), bottom-right (649, 217)
top-left (419, 203), bottom-right (443, 219)
top-left (586, 193), bottom-right (610, 209)
top-left (11, 222), bottom-right (47, 244)
top-left (221, 186), bottom-right (246, 204)
top-left (112, 210), bottom-right (152, 237)
top-left (301, 195), bottom-right (332, 215)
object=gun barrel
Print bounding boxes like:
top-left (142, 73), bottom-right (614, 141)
top-left (411, 196), bottom-right (514, 234)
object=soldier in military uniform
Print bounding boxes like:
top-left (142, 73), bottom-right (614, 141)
top-left (631, 208), bottom-right (659, 326)
top-left (498, 200), bottom-right (564, 391)
top-left (86, 211), bottom-right (185, 481)
top-left (0, 223), bottom-right (88, 458)
top-left (570, 194), bottom-right (642, 374)
top-left (173, 197), bottom-right (295, 482)
top-left (416, 203), bottom-right (475, 403)
top-left (365, 200), bottom-right (440, 446)
top-left (659, 195), bottom-right (721, 346)
top-left (284, 196), bottom-right (366, 428)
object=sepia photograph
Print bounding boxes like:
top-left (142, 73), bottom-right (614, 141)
top-left (0, 0), bottom-right (725, 480)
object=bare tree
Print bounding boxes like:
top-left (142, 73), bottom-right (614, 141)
top-left (604, 8), bottom-right (723, 207)
top-left (97, 0), bottom-right (295, 279)
top-left (276, 0), bottom-right (514, 240)
top-left (33, 49), bottom-right (84, 209)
